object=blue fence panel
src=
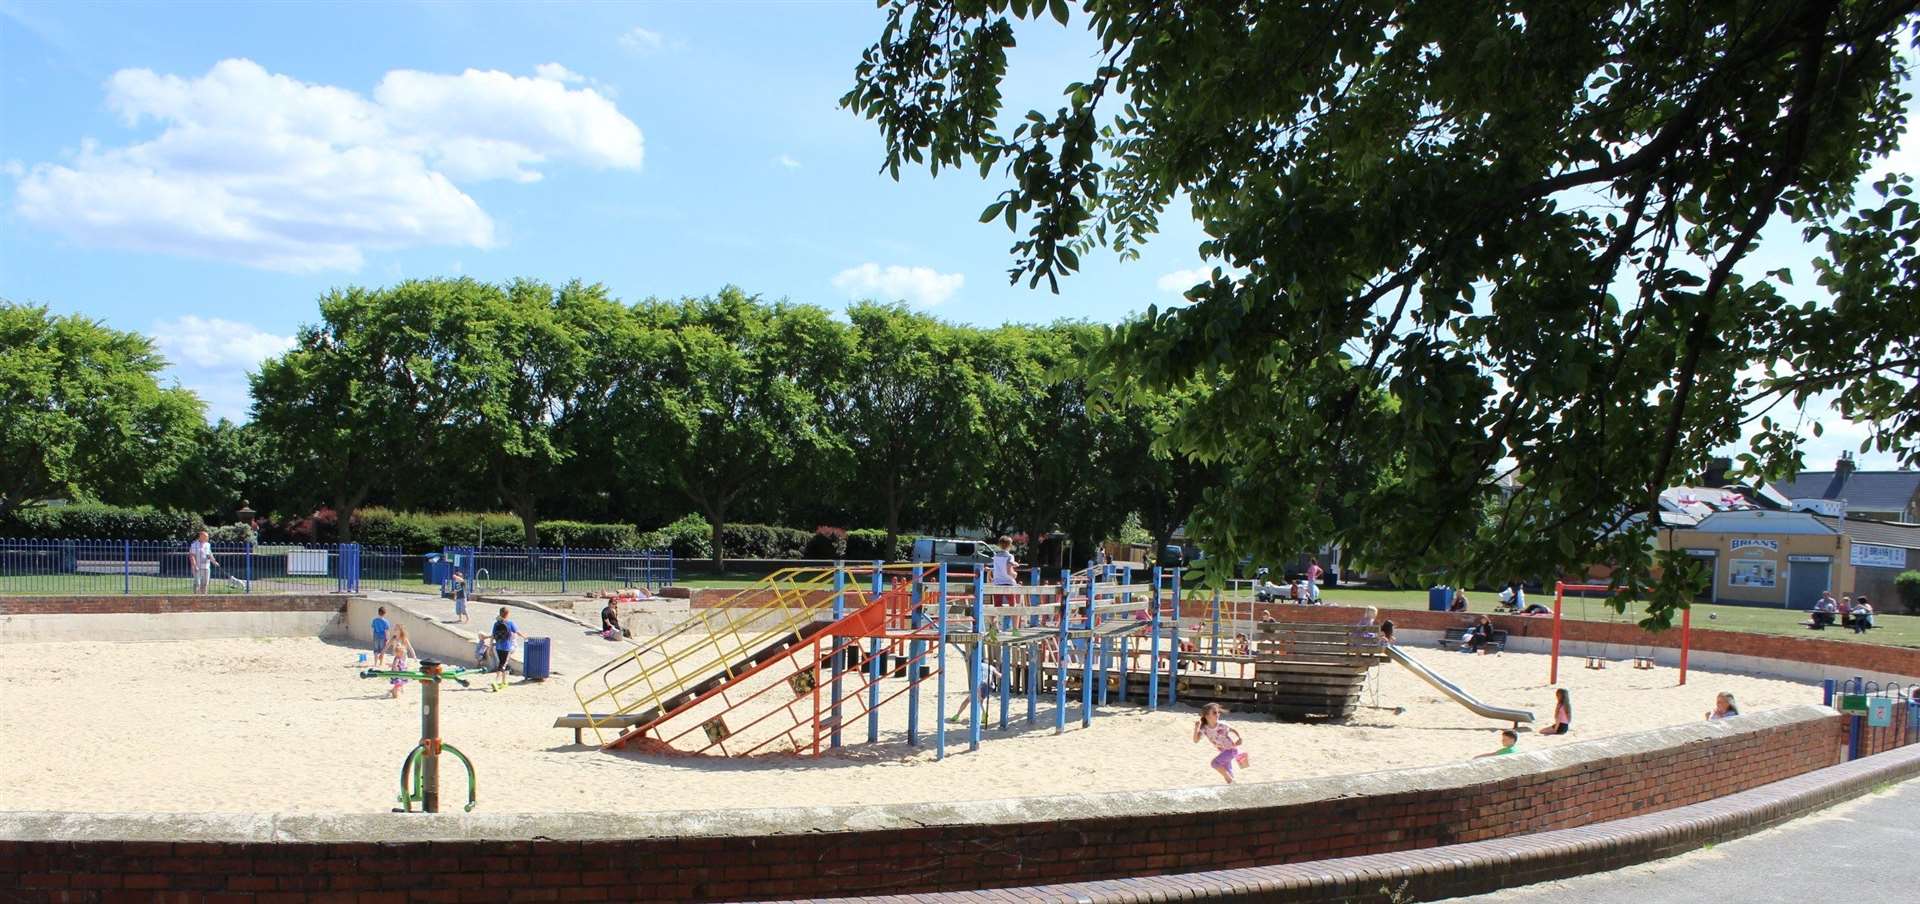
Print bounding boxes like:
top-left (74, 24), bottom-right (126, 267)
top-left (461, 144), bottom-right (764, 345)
top-left (447, 545), bottom-right (673, 595)
top-left (0, 538), bottom-right (367, 596)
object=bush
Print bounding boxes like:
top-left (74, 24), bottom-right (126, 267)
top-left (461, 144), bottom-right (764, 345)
top-left (640, 514), bottom-right (712, 561)
top-left (538, 520), bottom-right (642, 549)
top-left (350, 508), bottom-right (441, 551)
top-left (804, 526), bottom-right (848, 559)
top-left (721, 523), bottom-right (813, 559)
top-left (206, 523), bottom-right (257, 543)
top-left (1897, 571), bottom-right (1920, 615)
top-left (2, 503), bottom-right (204, 540)
top-left (845, 529), bottom-right (902, 562)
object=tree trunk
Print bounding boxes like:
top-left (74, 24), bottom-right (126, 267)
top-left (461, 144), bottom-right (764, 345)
top-left (334, 497), bottom-right (357, 543)
top-left (708, 504), bottom-right (727, 573)
top-left (517, 497), bottom-right (538, 547)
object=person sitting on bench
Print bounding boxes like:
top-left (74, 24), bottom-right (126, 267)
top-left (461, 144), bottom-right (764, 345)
top-left (1460, 614), bottom-right (1497, 654)
top-left (1811, 593), bottom-right (1838, 629)
top-left (1850, 597), bottom-right (1876, 633)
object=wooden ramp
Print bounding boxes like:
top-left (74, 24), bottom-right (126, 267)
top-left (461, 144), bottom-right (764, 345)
top-left (1118, 619), bottom-right (1386, 720)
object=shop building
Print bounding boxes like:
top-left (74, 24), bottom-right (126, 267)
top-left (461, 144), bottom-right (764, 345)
top-left (1665, 510), bottom-right (1851, 608)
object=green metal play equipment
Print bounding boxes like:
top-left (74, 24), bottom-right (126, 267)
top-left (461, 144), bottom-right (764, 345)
top-left (360, 660), bottom-right (479, 813)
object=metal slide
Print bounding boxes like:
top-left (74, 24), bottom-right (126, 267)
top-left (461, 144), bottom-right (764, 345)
top-left (1384, 644), bottom-right (1534, 725)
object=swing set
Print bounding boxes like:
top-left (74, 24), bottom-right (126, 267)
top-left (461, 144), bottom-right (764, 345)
top-left (1549, 581), bottom-right (1691, 686)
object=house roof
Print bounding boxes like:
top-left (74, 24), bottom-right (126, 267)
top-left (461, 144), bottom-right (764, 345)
top-left (1770, 470), bottom-right (1920, 514)
top-left (1812, 515), bottom-right (1920, 550)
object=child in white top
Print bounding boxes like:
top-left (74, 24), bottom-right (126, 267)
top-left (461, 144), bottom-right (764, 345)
top-left (1192, 702), bottom-right (1249, 783)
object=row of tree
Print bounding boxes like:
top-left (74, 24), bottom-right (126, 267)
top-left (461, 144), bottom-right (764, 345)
top-left (2, 287), bottom-right (1243, 570)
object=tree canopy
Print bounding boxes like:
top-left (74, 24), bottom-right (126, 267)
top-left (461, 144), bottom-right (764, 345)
top-left (0, 302), bottom-right (204, 519)
top-left (844, 0), bottom-right (1920, 623)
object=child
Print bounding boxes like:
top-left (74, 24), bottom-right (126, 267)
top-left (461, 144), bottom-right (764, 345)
top-left (1192, 703), bottom-right (1249, 784)
top-left (1706, 692), bottom-right (1739, 720)
top-left (451, 569), bottom-right (469, 623)
top-left (1539, 688), bottom-right (1572, 735)
top-left (370, 607), bottom-right (391, 668)
top-left (489, 607), bottom-right (523, 691)
top-left (989, 536), bottom-right (1018, 587)
top-left (1475, 729), bottom-right (1519, 758)
top-left (385, 626), bottom-right (415, 699)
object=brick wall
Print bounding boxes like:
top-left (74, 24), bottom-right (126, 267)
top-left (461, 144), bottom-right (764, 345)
top-left (0, 594), bottom-right (348, 616)
top-left (1, 713), bottom-right (1847, 902)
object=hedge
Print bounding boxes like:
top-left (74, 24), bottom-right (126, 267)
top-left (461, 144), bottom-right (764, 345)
top-left (846, 529), bottom-right (903, 562)
top-left (538, 520), bottom-right (642, 550)
top-left (639, 514), bottom-right (713, 561)
top-left (2, 503), bottom-right (204, 540)
top-left (278, 508), bottom-right (646, 553)
top-left (720, 523), bottom-right (813, 559)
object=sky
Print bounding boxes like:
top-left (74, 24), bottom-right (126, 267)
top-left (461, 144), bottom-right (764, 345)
top-left (0, 0), bottom-right (1910, 474)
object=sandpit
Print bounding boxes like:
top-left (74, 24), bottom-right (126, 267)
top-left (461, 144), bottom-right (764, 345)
top-left (0, 635), bottom-right (1815, 815)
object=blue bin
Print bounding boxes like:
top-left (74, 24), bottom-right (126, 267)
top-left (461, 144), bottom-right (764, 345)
top-left (1428, 586), bottom-right (1452, 611)
top-left (522, 637), bottom-right (552, 681)
top-left (423, 554), bottom-right (448, 586)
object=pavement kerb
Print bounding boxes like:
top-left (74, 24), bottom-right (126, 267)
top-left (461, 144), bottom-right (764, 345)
top-left (771, 742), bottom-right (1920, 904)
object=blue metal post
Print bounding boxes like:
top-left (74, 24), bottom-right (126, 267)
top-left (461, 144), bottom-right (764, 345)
top-left (906, 562), bottom-right (921, 746)
top-left (869, 562), bottom-right (884, 744)
top-left (1170, 568), bottom-right (1183, 706)
top-left (1822, 679), bottom-right (1835, 707)
top-left (1081, 574), bottom-right (1096, 727)
top-left (1055, 568), bottom-right (1070, 734)
top-left (1148, 566), bottom-right (1162, 711)
top-left (970, 578), bottom-right (985, 751)
top-left (560, 546), bottom-right (568, 594)
top-left (936, 564), bottom-right (950, 760)
top-left (123, 540), bottom-right (131, 595)
top-left (1848, 715), bottom-right (1863, 760)
top-left (830, 562), bottom-right (846, 750)
top-left (997, 580), bottom-right (1011, 731)
top-left (245, 542), bottom-right (255, 593)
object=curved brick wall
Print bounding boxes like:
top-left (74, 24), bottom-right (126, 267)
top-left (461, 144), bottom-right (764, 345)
top-left (2, 597), bottom-right (1912, 903)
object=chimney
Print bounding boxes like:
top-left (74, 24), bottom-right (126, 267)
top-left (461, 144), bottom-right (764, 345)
top-left (1836, 452), bottom-right (1855, 478)
top-left (1702, 457), bottom-right (1733, 488)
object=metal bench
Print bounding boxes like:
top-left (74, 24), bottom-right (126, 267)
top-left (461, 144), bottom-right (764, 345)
top-left (1438, 627), bottom-right (1507, 653)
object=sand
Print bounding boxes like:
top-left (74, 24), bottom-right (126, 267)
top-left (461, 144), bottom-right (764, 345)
top-left (0, 636), bottom-right (1816, 815)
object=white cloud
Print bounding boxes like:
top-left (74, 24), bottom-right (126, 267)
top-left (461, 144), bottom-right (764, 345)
top-left (774, 153), bottom-right (801, 170)
top-left (832, 263), bottom-right (965, 307)
top-left (534, 63), bottom-right (583, 84)
top-left (618, 26), bottom-right (665, 52)
top-left (11, 58), bottom-right (644, 271)
top-left (1155, 267), bottom-right (1215, 293)
top-left (152, 316), bottom-right (294, 369)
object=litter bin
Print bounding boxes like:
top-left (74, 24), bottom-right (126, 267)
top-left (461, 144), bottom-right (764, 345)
top-left (522, 637), bottom-right (552, 681)
top-left (423, 553), bottom-right (448, 586)
top-left (1428, 586), bottom-right (1452, 611)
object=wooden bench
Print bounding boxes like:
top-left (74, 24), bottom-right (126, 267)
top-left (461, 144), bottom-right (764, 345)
top-left (1438, 627), bottom-right (1508, 653)
top-left (553, 712), bottom-right (649, 745)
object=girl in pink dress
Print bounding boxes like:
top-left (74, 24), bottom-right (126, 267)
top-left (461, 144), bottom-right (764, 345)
top-left (1192, 703), bottom-right (1250, 783)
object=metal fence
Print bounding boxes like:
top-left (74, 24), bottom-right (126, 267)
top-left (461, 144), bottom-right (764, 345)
top-left (0, 538), bottom-right (367, 595)
top-left (436, 545), bottom-right (674, 595)
top-left (0, 539), bottom-right (675, 597)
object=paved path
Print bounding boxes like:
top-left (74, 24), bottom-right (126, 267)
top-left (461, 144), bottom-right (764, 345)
top-left (1445, 777), bottom-right (1920, 902)
top-left (367, 590), bottom-right (632, 679)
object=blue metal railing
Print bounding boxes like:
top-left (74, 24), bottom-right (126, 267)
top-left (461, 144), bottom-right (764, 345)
top-left (0, 538), bottom-right (370, 595)
top-left (435, 545), bottom-right (673, 595)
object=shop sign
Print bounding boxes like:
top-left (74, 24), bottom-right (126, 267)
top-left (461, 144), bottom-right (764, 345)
top-left (1851, 544), bottom-right (1908, 569)
top-left (1729, 538), bottom-right (1779, 552)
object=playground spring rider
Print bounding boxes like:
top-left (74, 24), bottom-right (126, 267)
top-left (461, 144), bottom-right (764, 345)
top-left (360, 660), bottom-right (479, 812)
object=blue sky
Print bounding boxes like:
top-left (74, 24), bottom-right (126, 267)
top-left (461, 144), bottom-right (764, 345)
top-left (0, 1), bottom-right (1908, 472)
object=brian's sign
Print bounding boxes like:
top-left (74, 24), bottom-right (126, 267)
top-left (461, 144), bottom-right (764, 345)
top-left (1729, 538), bottom-right (1779, 552)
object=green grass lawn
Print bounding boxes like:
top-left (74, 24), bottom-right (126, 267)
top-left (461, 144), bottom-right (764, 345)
top-left (1309, 586), bottom-right (1920, 649)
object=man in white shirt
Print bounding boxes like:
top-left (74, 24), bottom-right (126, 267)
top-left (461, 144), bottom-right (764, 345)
top-left (188, 530), bottom-right (217, 593)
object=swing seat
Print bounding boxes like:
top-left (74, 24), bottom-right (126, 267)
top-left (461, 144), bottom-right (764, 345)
top-left (1584, 657), bottom-right (1606, 669)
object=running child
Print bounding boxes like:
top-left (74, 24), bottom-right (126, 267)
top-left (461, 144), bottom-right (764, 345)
top-left (1192, 703), bottom-right (1249, 784)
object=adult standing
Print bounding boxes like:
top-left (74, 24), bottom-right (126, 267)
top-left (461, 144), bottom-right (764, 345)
top-left (1305, 556), bottom-right (1324, 601)
top-left (489, 607), bottom-right (524, 690)
top-left (188, 530), bottom-right (217, 594)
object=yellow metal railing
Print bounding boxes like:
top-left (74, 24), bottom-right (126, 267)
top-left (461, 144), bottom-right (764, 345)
top-left (571, 564), bottom-right (929, 747)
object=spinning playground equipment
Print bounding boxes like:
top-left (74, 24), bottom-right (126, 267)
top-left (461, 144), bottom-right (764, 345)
top-left (568, 564), bottom-right (1533, 758)
top-left (1549, 581), bottom-right (1691, 686)
top-left (359, 661), bottom-right (479, 813)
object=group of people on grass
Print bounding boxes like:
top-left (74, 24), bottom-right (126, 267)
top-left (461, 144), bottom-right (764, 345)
top-left (1812, 591), bottom-right (1876, 633)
